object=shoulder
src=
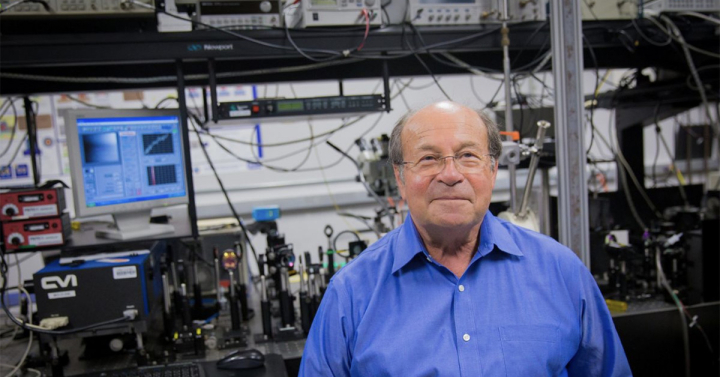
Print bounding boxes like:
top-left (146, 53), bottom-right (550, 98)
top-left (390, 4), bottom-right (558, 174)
top-left (494, 217), bottom-right (587, 277)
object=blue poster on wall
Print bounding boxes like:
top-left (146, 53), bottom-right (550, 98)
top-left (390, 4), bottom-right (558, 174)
top-left (0, 165), bottom-right (12, 179)
top-left (15, 164), bottom-right (29, 178)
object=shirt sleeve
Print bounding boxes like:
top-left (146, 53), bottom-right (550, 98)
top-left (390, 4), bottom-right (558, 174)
top-left (567, 266), bottom-right (633, 377)
top-left (299, 280), bottom-right (353, 377)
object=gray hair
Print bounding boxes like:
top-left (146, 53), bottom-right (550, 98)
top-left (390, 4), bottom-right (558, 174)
top-left (389, 106), bottom-right (502, 178)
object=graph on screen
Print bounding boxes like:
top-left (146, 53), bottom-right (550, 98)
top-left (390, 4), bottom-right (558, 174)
top-left (147, 165), bottom-right (177, 186)
top-left (143, 133), bottom-right (174, 155)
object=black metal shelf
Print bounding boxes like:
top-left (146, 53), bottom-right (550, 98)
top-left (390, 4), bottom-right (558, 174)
top-left (1, 20), bottom-right (718, 95)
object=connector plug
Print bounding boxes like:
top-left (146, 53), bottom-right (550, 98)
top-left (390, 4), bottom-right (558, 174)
top-left (123, 309), bottom-right (139, 320)
top-left (39, 317), bottom-right (69, 330)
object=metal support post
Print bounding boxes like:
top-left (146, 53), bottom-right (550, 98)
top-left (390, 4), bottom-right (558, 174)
top-left (22, 97), bottom-right (40, 186)
top-left (382, 58), bottom-right (391, 112)
top-left (550, 0), bottom-right (590, 266)
top-left (501, 1), bottom-right (517, 213)
top-left (176, 60), bottom-right (199, 239)
top-left (208, 59), bottom-right (219, 124)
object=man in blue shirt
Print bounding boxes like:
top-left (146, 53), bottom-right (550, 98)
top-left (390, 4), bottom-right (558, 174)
top-left (300, 101), bottom-right (631, 376)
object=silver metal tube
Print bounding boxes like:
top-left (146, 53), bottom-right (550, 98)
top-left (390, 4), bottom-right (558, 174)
top-left (501, 0), bottom-right (517, 212)
top-left (170, 262), bottom-right (179, 287)
top-left (540, 168), bottom-right (551, 235)
top-left (519, 121), bottom-right (551, 216)
top-left (551, 0), bottom-right (590, 266)
top-left (280, 267), bottom-right (289, 292)
top-left (136, 332), bottom-right (144, 350)
top-left (299, 260), bottom-right (306, 294)
top-left (235, 242), bottom-right (246, 286)
top-left (228, 271), bottom-right (236, 297)
top-left (161, 274), bottom-right (171, 315)
top-left (261, 275), bottom-right (268, 301)
top-left (308, 272), bottom-right (316, 297)
top-left (214, 258), bottom-right (222, 305)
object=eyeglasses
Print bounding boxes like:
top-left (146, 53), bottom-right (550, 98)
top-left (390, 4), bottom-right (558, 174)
top-left (401, 152), bottom-right (494, 176)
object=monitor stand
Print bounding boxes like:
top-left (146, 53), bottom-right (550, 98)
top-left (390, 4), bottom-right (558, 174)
top-left (96, 210), bottom-right (175, 241)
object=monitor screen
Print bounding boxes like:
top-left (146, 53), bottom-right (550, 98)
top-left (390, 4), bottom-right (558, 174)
top-left (66, 109), bottom-right (189, 220)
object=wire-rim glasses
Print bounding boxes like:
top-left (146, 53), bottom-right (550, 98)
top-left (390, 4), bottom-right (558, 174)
top-left (401, 152), bottom-right (494, 176)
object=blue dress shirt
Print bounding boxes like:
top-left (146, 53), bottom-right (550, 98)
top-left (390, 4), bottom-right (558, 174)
top-left (300, 212), bottom-right (631, 376)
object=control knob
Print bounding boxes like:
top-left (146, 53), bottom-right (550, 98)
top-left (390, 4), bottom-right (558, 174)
top-left (8, 233), bottom-right (24, 246)
top-left (259, 0), bottom-right (272, 13)
top-left (2, 204), bottom-right (18, 217)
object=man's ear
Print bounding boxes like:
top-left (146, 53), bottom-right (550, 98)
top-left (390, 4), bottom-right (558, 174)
top-left (393, 165), bottom-right (406, 200)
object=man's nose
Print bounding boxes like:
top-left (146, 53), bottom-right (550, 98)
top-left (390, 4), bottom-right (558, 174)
top-left (436, 157), bottom-right (464, 185)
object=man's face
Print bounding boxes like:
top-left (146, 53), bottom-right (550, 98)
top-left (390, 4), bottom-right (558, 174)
top-left (394, 103), bottom-right (498, 232)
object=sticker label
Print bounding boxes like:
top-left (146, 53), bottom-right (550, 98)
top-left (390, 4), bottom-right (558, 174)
top-left (49, 290), bottom-right (76, 299)
top-left (23, 205), bottom-right (58, 217)
top-left (229, 109), bottom-right (251, 117)
top-left (28, 233), bottom-right (63, 246)
top-left (113, 266), bottom-right (137, 280)
top-left (15, 164), bottom-right (28, 178)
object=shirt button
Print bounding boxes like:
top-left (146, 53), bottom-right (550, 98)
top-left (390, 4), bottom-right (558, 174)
top-left (458, 285), bottom-right (465, 292)
top-left (463, 334), bottom-right (470, 342)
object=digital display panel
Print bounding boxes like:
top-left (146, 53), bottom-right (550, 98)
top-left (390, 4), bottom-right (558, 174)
top-left (419, 0), bottom-right (475, 3)
top-left (311, 0), bottom-right (338, 6)
top-left (277, 101), bottom-right (305, 112)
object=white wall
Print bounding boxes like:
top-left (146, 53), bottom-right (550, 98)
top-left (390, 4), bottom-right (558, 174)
top-left (1, 69), bottom-right (717, 283)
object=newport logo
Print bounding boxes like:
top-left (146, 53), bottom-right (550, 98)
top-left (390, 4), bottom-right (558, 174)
top-left (41, 275), bottom-right (78, 290)
top-left (187, 44), bottom-right (233, 52)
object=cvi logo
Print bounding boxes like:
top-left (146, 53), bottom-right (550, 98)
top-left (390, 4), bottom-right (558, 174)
top-left (187, 44), bottom-right (202, 51)
top-left (41, 275), bottom-right (78, 290)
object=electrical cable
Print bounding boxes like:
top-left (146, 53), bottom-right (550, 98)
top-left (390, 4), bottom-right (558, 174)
top-left (0, 0), bottom-right (50, 14)
top-left (483, 80), bottom-right (506, 110)
top-left (652, 123), bottom-right (661, 188)
top-left (653, 104), bottom-right (690, 205)
top-left (659, 16), bottom-right (719, 138)
top-left (326, 140), bottom-right (394, 229)
top-left (357, 9), bottom-right (371, 51)
top-left (677, 11), bottom-right (720, 26)
top-left (2, 284), bottom-right (33, 377)
top-left (592, 115), bottom-right (663, 219)
top-left (210, 109), bottom-right (385, 173)
top-left (241, 78), bottom-right (387, 164)
top-left (631, 18), bottom-right (672, 47)
top-left (282, 13), bottom-right (342, 62)
top-left (332, 229), bottom-right (362, 252)
top-left (187, 118), bottom-right (261, 268)
top-left (0, 58), bottom-right (364, 85)
top-left (510, 21), bottom-right (549, 67)
top-left (402, 24), bottom-right (451, 101)
top-left (65, 95), bottom-right (111, 109)
top-left (249, 121), bottom-right (315, 172)
top-left (644, 15), bottom-right (720, 59)
top-left (312, 127), bottom-right (362, 234)
top-left (199, 115), bottom-right (366, 148)
top-left (582, 34), bottom-right (601, 156)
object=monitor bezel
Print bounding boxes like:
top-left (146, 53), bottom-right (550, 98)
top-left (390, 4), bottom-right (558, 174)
top-left (65, 108), bottom-right (190, 219)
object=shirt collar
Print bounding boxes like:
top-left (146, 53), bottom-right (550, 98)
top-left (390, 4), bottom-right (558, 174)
top-left (391, 211), bottom-right (524, 274)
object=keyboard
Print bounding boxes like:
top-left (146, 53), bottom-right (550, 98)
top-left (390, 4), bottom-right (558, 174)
top-left (76, 363), bottom-right (205, 377)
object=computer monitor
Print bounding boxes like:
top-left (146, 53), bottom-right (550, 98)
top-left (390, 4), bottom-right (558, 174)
top-left (65, 109), bottom-right (189, 241)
